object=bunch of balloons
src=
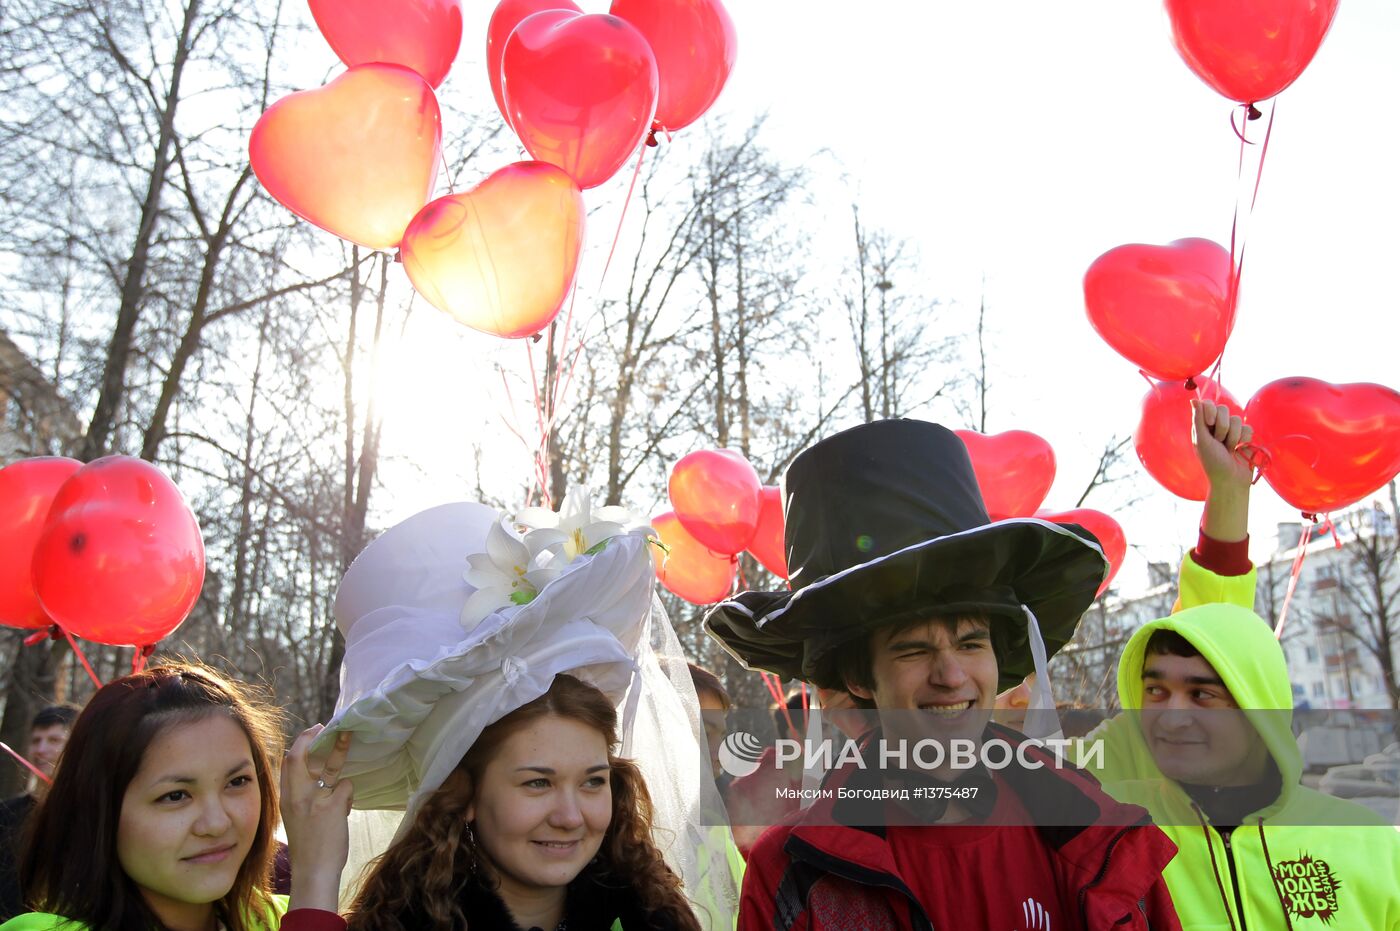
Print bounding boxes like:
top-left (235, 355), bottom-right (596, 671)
top-left (1080, 3), bottom-right (1400, 518)
top-left (0, 456), bottom-right (205, 651)
top-left (654, 448), bottom-right (781, 604)
top-left (250, 0), bottom-right (736, 343)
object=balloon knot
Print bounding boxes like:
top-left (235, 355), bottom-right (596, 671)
top-left (1302, 511), bottom-right (1318, 523)
top-left (22, 625), bottom-right (61, 647)
top-left (393, 249), bottom-right (404, 264)
top-left (645, 129), bottom-right (659, 148)
top-left (1246, 103), bottom-right (1262, 121)
top-left (1184, 377), bottom-right (1197, 391)
top-left (530, 331), bottom-right (543, 344)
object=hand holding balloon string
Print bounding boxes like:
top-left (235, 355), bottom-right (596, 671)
top-left (1193, 398), bottom-right (1255, 544)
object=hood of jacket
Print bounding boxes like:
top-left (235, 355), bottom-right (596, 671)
top-left (1111, 601), bottom-right (1302, 807)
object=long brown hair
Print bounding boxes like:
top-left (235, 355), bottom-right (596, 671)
top-left (348, 674), bottom-right (699, 931)
top-left (20, 662), bottom-right (284, 931)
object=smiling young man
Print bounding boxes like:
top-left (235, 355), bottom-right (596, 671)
top-left (707, 419), bottom-right (1184, 930)
top-left (1089, 605), bottom-right (1400, 930)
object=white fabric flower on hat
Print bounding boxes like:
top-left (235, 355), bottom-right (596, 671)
top-left (460, 517), bottom-right (560, 628)
top-left (516, 486), bottom-right (633, 566)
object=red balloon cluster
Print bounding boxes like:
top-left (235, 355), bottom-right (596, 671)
top-left (488, 0), bottom-right (737, 189)
top-left (1245, 377), bottom-right (1400, 516)
top-left (0, 456), bottom-right (205, 648)
top-left (955, 429), bottom-right (1056, 520)
top-left (655, 448), bottom-right (788, 604)
top-left (1135, 377), bottom-right (1243, 502)
top-left (1165, 0), bottom-right (1340, 105)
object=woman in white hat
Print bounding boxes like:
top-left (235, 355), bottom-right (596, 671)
top-left (279, 492), bottom-right (736, 931)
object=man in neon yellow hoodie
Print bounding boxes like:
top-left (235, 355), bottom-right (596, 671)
top-left (1079, 401), bottom-right (1400, 929)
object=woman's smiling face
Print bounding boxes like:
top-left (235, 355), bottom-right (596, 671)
top-left (467, 714), bottom-right (613, 900)
top-left (116, 713), bottom-right (262, 929)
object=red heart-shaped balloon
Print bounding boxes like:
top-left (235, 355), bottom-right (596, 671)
top-left (32, 457), bottom-right (205, 647)
top-left (1135, 377), bottom-right (1243, 502)
top-left (1084, 238), bottom-right (1233, 382)
top-left (955, 429), bottom-right (1056, 520)
top-left (1165, 0), bottom-right (1340, 105)
top-left (609, 0), bottom-right (737, 131)
top-left (745, 485), bottom-right (788, 580)
top-left (1036, 507), bottom-right (1125, 596)
top-left (309, 0), bottom-right (464, 89)
top-left (669, 449), bottom-right (761, 556)
top-left (401, 161), bottom-right (584, 339)
top-left (653, 511), bottom-right (736, 604)
top-left (486, 0), bottom-right (583, 128)
top-left (250, 64), bottom-right (441, 250)
top-left (0, 457), bottom-right (82, 630)
top-left (1246, 377), bottom-right (1400, 515)
top-left (501, 12), bottom-right (658, 189)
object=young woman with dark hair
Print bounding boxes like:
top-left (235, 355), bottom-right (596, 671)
top-left (1, 663), bottom-right (290, 931)
top-left (286, 674), bottom-right (699, 931)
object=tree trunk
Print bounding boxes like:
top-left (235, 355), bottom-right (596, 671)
top-left (81, 0), bottom-right (202, 459)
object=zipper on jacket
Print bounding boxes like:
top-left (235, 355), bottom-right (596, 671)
top-left (1221, 830), bottom-right (1248, 931)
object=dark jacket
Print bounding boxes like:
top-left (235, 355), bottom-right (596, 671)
top-left (739, 726), bottom-right (1183, 931)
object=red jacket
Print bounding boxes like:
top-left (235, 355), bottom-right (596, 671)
top-left (739, 726), bottom-right (1182, 931)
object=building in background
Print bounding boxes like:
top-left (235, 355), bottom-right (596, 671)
top-left (0, 330), bottom-right (80, 461)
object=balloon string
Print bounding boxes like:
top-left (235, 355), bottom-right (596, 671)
top-left (523, 339), bottom-right (552, 508)
top-left (0, 742), bottom-right (50, 786)
top-left (497, 364), bottom-right (551, 508)
top-left (1274, 519), bottom-right (1314, 639)
top-left (132, 644), bottom-right (155, 676)
top-left (61, 629), bottom-right (103, 690)
top-left (1221, 100), bottom-right (1276, 376)
top-left (597, 138), bottom-right (649, 292)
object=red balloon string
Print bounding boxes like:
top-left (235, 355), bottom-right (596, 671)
top-left (1225, 99), bottom-right (1277, 336)
top-left (132, 643), bottom-right (156, 676)
top-left (1273, 518), bottom-right (1314, 639)
top-left (0, 741), bottom-right (51, 786)
top-left (22, 625), bottom-right (61, 647)
top-left (597, 139), bottom-right (650, 292)
top-left (60, 628), bottom-right (103, 690)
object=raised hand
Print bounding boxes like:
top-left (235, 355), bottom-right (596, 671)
top-left (1192, 398), bottom-right (1253, 543)
top-left (281, 724), bottom-right (354, 912)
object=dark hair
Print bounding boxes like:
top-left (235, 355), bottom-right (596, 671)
top-left (687, 663), bottom-right (730, 710)
top-left (30, 704), bottom-right (80, 731)
top-left (836, 614), bottom-right (990, 709)
top-left (1144, 628), bottom-right (1202, 659)
top-left (348, 674), bottom-right (700, 931)
top-left (20, 663), bottom-right (284, 931)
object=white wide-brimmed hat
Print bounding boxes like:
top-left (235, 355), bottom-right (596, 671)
top-left (317, 493), bottom-right (656, 816)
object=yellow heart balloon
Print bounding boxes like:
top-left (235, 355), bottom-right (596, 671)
top-left (400, 161), bottom-right (584, 339)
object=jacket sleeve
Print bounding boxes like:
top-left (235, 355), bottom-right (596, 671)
top-left (1172, 549), bottom-right (1256, 614)
top-left (279, 910), bottom-right (346, 931)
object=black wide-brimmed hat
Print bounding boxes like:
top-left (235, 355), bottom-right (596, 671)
top-left (704, 419), bottom-right (1109, 691)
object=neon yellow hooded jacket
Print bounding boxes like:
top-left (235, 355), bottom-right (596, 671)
top-left (0, 894), bottom-right (287, 931)
top-left (1083, 568), bottom-right (1400, 930)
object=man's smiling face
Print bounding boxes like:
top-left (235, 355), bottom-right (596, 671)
top-left (1140, 651), bottom-right (1269, 787)
top-left (848, 616), bottom-right (998, 760)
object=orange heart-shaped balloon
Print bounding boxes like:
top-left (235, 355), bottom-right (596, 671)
top-left (250, 64), bottom-right (441, 250)
top-left (400, 161), bottom-right (583, 339)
